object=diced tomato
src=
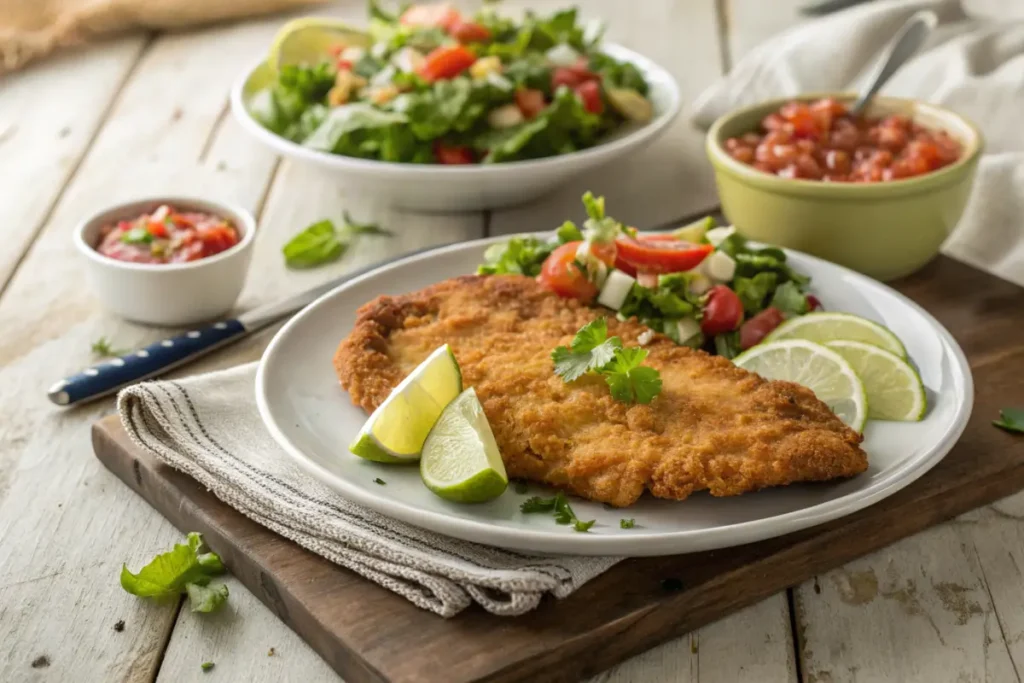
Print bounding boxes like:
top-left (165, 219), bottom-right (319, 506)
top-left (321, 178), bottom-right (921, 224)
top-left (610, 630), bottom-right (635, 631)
top-left (449, 19), bottom-right (491, 43)
top-left (574, 80), bottom-right (603, 114)
top-left (336, 59), bottom-right (353, 71)
top-left (328, 45), bottom-right (344, 57)
top-left (198, 225), bottom-right (238, 256)
top-left (588, 241), bottom-right (617, 267)
top-left (147, 221), bottom-right (168, 238)
top-left (551, 64), bottom-right (598, 90)
top-left (434, 143), bottom-right (475, 165)
top-left (614, 234), bottom-right (713, 273)
top-left (739, 307), bottom-right (785, 350)
top-left (614, 255), bottom-right (637, 277)
top-left (701, 285), bottom-right (744, 336)
top-left (418, 44), bottom-right (476, 82)
top-left (400, 3), bottom-right (461, 30)
top-left (807, 294), bottom-right (822, 311)
top-left (539, 242), bottom-right (598, 302)
top-left (515, 88), bottom-right (547, 119)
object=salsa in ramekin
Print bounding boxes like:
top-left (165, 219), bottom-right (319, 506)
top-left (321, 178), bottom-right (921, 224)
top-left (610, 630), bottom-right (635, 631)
top-left (96, 204), bottom-right (240, 264)
top-left (723, 97), bottom-right (962, 182)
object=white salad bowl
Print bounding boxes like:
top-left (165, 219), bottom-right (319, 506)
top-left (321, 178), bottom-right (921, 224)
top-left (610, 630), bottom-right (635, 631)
top-left (74, 196), bottom-right (257, 327)
top-left (230, 44), bottom-right (682, 212)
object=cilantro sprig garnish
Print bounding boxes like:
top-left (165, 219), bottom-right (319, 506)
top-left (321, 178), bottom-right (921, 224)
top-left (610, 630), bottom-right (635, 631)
top-left (520, 492), bottom-right (595, 532)
top-left (91, 336), bottom-right (127, 358)
top-left (120, 532), bottom-right (229, 614)
top-left (552, 319), bottom-right (663, 404)
top-left (993, 407), bottom-right (1024, 434)
top-left (551, 319), bottom-right (622, 382)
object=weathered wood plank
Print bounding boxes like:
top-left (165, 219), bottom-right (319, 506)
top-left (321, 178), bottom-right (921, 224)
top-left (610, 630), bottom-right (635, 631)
top-left (795, 525), bottom-right (1019, 682)
top-left (0, 36), bottom-right (147, 294)
top-left (0, 16), bottom-right (289, 683)
top-left (594, 593), bottom-right (796, 683)
top-left (489, 0), bottom-right (722, 236)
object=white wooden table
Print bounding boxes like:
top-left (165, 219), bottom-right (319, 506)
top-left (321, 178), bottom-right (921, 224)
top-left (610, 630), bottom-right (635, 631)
top-left (2, 2), bottom-right (1023, 681)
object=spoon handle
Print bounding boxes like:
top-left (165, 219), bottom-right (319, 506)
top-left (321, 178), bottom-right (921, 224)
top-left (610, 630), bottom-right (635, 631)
top-left (849, 10), bottom-right (938, 117)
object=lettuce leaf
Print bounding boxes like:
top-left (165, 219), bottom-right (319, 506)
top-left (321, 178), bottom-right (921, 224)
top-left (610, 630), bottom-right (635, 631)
top-left (121, 533), bottom-right (228, 613)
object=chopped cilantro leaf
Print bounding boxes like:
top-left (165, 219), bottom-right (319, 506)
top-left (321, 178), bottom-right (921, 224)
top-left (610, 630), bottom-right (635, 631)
top-left (557, 220), bottom-right (583, 243)
top-left (993, 407), bottom-right (1024, 434)
top-left (620, 518), bottom-right (635, 529)
top-left (342, 211), bottom-right (391, 236)
top-left (91, 336), bottom-right (127, 358)
top-left (573, 519), bottom-right (596, 532)
top-left (603, 347), bottom-right (662, 404)
top-left (520, 496), bottom-right (557, 513)
top-left (374, 477), bottom-right (386, 485)
top-left (552, 319), bottom-right (622, 382)
top-left (201, 661), bottom-right (215, 672)
top-left (521, 492), bottom-right (592, 531)
top-left (770, 281), bottom-right (810, 316)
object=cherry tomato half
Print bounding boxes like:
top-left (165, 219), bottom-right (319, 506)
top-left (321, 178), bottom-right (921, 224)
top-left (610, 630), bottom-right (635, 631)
top-left (449, 19), bottom-right (491, 43)
top-left (400, 3), bottom-right (461, 30)
top-left (539, 241), bottom-right (598, 302)
top-left (614, 234), bottom-right (713, 273)
top-left (515, 88), bottom-right (547, 119)
top-left (739, 307), bottom-right (785, 350)
top-left (574, 80), bottom-right (604, 114)
top-left (418, 45), bottom-right (476, 82)
top-left (551, 64), bottom-right (598, 90)
top-left (702, 285), bottom-right (744, 336)
top-left (434, 143), bottom-right (475, 164)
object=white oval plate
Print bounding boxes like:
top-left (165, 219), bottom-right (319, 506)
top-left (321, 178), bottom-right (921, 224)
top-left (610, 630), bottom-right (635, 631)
top-left (256, 237), bottom-right (973, 556)
top-left (231, 44), bottom-right (681, 212)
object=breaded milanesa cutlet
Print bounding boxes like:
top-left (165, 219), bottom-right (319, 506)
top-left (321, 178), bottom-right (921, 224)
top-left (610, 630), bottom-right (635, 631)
top-left (334, 274), bottom-right (868, 507)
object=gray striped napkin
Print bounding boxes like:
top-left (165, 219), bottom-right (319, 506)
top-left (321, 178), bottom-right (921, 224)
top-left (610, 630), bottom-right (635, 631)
top-left (116, 363), bottom-right (621, 618)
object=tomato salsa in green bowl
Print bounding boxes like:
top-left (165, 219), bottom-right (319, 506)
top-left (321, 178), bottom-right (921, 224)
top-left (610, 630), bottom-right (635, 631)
top-left (705, 94), bottom-right (983, 281)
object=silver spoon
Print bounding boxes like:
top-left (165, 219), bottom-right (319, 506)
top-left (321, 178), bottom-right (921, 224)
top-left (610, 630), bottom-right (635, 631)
top-left (849, 10), bottom-right (938, 118)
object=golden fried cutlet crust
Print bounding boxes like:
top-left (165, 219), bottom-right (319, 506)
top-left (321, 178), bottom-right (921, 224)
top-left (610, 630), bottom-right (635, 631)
top-left (335, 275), bottom-right (867, 507)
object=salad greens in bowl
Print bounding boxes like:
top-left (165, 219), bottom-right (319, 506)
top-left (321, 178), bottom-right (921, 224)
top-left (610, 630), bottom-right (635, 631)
top-left (230, 2), bottom-right (681, 210)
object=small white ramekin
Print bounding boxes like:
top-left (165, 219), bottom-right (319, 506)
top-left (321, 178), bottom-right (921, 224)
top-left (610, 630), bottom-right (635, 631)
top-left (74, 196), bottom-right (256, 326)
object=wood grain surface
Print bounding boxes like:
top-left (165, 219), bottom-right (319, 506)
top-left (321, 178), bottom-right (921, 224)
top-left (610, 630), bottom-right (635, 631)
top-left (92, 254), bottom-right (1024, 683)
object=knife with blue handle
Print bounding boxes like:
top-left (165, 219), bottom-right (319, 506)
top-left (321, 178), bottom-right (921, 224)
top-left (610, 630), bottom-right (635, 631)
top-left (48, 243), bottom-right (451, 407)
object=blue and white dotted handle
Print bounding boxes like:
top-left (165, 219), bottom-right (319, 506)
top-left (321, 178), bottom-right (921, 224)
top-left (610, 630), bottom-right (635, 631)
top-left (49, 320), bottom-right (246, 406)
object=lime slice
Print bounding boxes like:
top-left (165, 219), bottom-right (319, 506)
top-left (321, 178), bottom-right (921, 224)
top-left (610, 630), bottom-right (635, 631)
top-left (765, 312), bottom-right (907, 359)
top-left (734, 340), bottom-right (868, 432)
top-left (420, 388), bottom-right (508, 503)
top-left (825, 340), bottom-right (926, 421)
top-left (268, 18), bottom-right (371, 73)
top-left (349, 345), bottom-right (463, 463)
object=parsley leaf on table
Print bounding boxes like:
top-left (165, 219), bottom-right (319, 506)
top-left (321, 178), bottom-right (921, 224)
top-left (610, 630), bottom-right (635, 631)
top-left (620, 518), bottom-right (636, 529)
top-left (282, 213), bottom-right (391, 268)
top-left (120, 532), bottom-right (228, 614)
top-left (201, 662), bottom-right (215, 672)
top-left (993, 407), bottom-right (1024, 434)
top-left (603, 347), bottom-right (663, 404)
top-left (91, 336), bottom-right (127, 358)
top-left (551, 318), bottom-right (623, 382)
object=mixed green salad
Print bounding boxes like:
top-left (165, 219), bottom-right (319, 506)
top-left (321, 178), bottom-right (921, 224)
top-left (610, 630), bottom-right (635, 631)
top-left (478, 193), bottom-right (820, 358)
top-left (248, 2), bottom-right (654, 164)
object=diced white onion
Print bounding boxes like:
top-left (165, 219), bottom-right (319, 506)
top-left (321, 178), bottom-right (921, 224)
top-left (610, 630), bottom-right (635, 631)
top-left (391, 47), bottom-right (425, 73)
top-left (340, 46), bottom-right (366, 63)
top-left (705, 251), bottom-right (737, 282)
top-left (688, 273), bottom-right (713, 295)
top-left (676, 318), bottom-right (702, 345)
top-left (487, 104), bottom-right (524, 129)
top-left (706, 226), bottom-right (736, 247)
top-left (597, 269), bottom-right (636, 311)
top-left (638, 329), bottom-right (655, 346)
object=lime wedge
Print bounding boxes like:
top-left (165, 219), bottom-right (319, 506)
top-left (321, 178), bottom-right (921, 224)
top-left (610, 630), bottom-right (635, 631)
top-left (268, 18), bottom-right (371, 73)
top-left (734, 340), bottom-right (868, 432)
top-left (826, 340), bottom-right (926, 421)
top-left (420, 388), bottom-right (508, 503)
top-left (765, 312), bottom-right (907, 358)
top-left (349, 345), bottom-right (463, 463)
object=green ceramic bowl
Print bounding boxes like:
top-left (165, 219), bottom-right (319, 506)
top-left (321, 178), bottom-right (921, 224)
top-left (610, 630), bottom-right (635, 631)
top-left (705, 94), bottom-right (983, 281)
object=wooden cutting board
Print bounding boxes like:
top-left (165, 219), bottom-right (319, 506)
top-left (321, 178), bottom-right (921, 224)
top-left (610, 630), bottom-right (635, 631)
top-left (93, 255), bottom-right (1024, 683)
